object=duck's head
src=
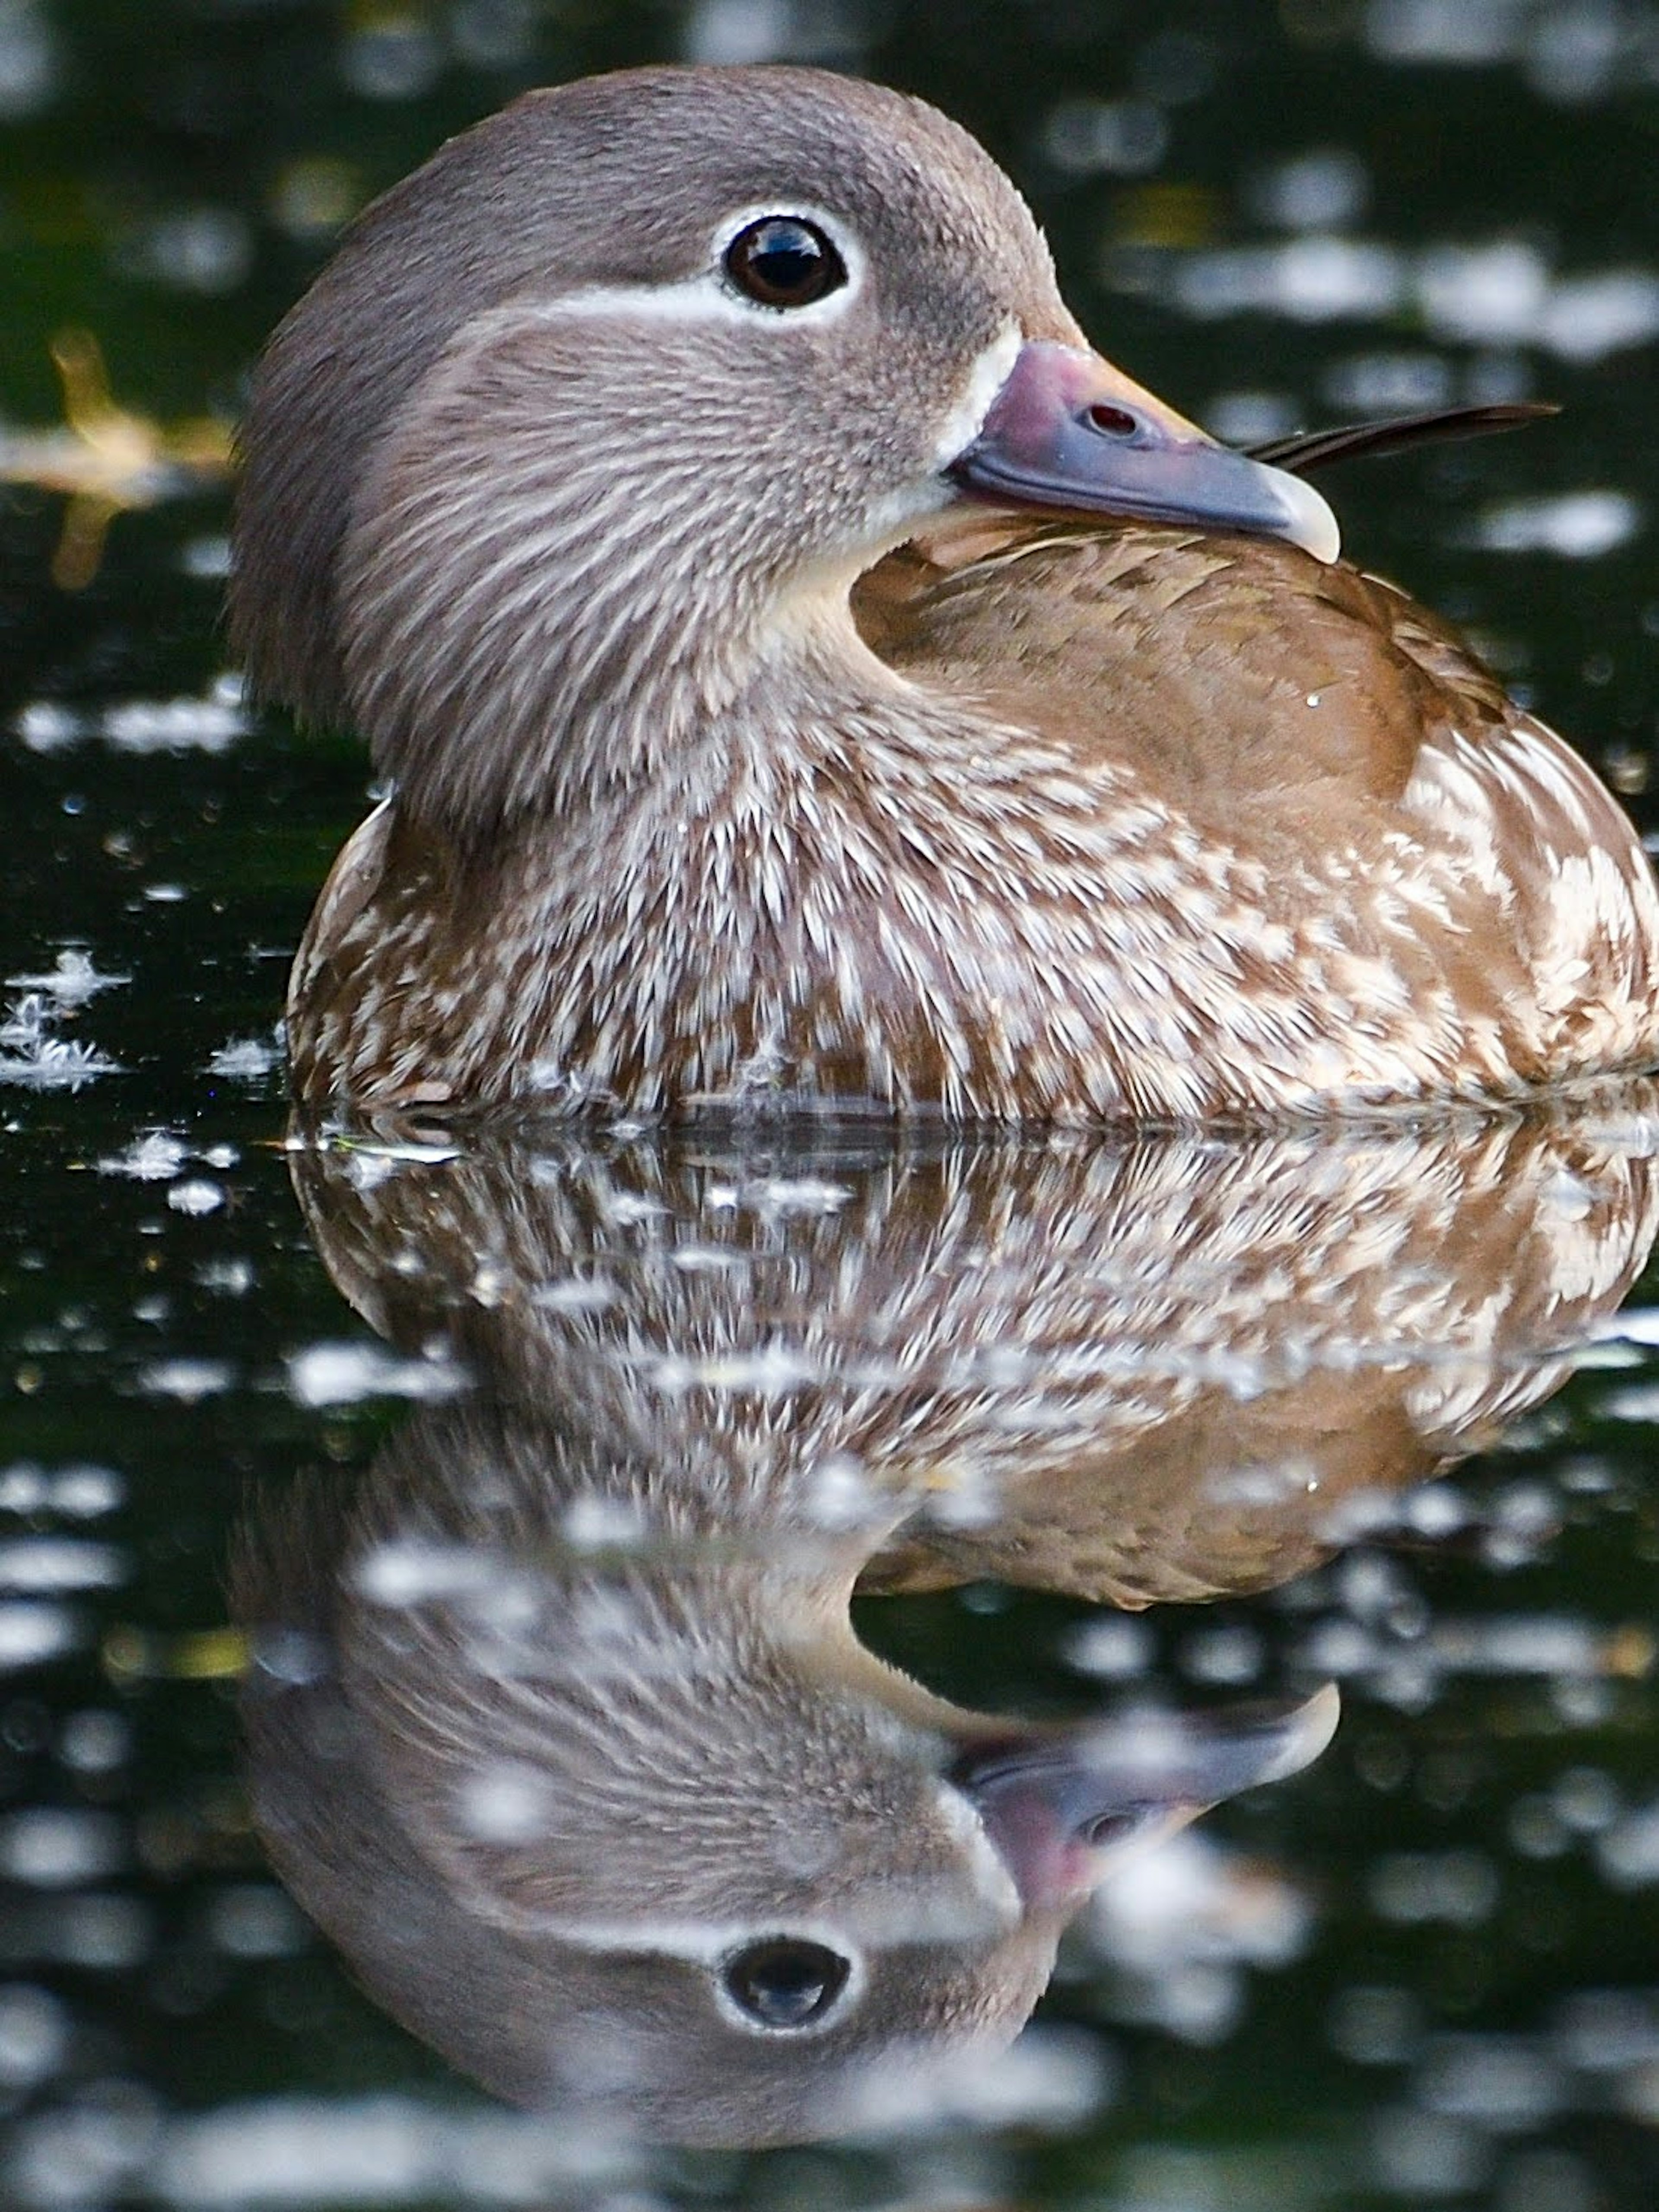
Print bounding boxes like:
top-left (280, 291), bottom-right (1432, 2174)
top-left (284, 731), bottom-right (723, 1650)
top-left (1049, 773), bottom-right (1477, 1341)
top-left (231, 65), bottom-right (1336, 834)
top-left (238, 1405), bottom-right (1339, 2145)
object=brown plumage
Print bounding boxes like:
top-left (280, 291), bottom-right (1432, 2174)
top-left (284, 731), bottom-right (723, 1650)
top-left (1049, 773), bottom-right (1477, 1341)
top-left (230, 66), bottom-right (1659, 1121)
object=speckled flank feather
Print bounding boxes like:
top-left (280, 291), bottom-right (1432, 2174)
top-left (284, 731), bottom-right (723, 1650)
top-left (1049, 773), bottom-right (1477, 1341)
top-left (236, 66), bottom-right (1659, 1122)
top-left (289, 544), bottom-right (1659, 1120)
top-left (1403, 708), bottom-right (1659, 1069)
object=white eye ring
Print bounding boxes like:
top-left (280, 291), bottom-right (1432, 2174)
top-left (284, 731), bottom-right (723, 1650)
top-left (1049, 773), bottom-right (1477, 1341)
top-left (511, 207), bottom-right (864, 333)
top-left (714, 1931), bottom-right (867, 2036)
top-left (711, 203), bottom-right (866, 323)
top-left (721, 213), bottom-right (848, 311)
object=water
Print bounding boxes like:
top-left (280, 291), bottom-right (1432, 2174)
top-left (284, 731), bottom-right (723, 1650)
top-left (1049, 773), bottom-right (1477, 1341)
top-left (3, 3), bottom-right (1659, 2206)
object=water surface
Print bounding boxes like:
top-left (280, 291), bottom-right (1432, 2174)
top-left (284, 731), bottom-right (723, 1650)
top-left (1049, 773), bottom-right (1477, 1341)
top-left (3, 4), bottom-right (1659, 2207)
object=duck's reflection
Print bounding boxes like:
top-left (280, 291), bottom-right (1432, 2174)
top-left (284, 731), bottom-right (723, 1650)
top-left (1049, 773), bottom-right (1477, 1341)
top-left (237, 1106), bottom-right (1659, 2144)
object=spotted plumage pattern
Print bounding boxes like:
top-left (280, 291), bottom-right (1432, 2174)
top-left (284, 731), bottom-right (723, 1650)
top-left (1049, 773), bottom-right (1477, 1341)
top-left (290, 521), bottom-right (1659, 1119)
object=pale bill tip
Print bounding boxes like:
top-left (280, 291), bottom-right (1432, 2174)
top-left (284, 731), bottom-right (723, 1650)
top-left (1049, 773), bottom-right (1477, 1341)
top-left (1271, 465), bottom-right (1342, 565)
top-left (1261, 1681), bottom-right (1342, 1783)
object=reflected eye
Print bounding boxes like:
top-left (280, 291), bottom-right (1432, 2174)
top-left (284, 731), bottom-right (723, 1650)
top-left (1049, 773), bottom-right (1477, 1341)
top-left (1082, 1810), bottom-right (1142, 1848)
top-left (722, 1937), bottom-right (851, 2029)
top-left (724, 217), bottom-right (847, 309)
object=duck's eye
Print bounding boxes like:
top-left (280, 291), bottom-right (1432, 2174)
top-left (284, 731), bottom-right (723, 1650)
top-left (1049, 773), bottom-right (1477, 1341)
top-left (724, 217), bottom-right (846, 309)
top-left (721, 1937), bottom-right (851, 2029)
top-left (1082, 1809), bottom-right (1142, 1847)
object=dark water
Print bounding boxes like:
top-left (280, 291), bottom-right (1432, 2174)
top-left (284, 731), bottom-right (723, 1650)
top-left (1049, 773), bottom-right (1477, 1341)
top-left (3, 3), bottom-right (1659, 2206)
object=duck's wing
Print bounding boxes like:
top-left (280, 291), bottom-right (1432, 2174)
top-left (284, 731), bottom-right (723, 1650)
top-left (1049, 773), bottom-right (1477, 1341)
top-left (856, 520), bottom-right (1659, 1072)
top-left (856, 522), bottom-right (1443, 835)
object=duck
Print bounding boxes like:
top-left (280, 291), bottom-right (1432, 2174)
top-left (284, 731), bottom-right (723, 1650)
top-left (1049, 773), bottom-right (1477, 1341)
top-left (241, 1103), bottom-right (1659, 2141)
top-left (230, 64), bottom-right (1659, 1122)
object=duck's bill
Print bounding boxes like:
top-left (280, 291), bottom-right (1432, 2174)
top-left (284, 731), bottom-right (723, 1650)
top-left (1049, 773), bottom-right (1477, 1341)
top-left (951, 1682), bottom-right (1340, 1913)
top-left (947, 339), bottom-right (1341, 564)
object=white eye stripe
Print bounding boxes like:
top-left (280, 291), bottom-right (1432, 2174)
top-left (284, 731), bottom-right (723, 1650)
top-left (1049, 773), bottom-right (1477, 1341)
top-left (535, 273), bottom-right (788, 327)
top-left (526, 203), bottom-right (866, 330)
top-left (521, 1912), bottom-right (864, 1969)
top-left (529, 1913), bottom-right (869, 2031)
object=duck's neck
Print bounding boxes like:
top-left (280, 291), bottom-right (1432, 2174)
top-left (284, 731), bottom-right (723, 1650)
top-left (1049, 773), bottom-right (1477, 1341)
top-left (350, 561), bottom-right (788, 843)
top-left (332, 308), bottom-right (962, 840)
top-left (531, 583), bottom-right (959, 843)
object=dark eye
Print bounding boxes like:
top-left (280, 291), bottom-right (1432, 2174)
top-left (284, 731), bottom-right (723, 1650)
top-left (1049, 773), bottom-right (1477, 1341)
top-left (722, 1937), bottom-right (851, 2029)
top-left (1082, 1810), bottom-right (1142, 1848)
top-left (724, 217), bottom-right (846, 309)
